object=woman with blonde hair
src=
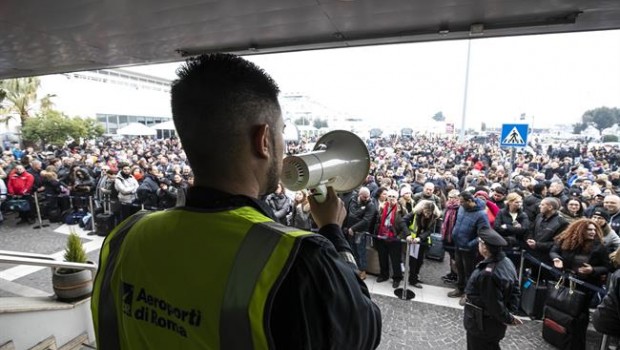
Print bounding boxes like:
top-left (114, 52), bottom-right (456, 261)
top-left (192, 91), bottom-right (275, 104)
top-left (494, 192), bottom-right (530, 267)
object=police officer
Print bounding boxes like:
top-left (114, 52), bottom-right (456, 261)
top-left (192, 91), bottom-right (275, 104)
top-left (91, 54), bottom-right (382, 349)
top-left (463, 227), bottom-right (523, 350)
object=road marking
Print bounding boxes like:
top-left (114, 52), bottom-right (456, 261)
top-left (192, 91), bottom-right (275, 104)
top-left (0, 225), bottom-right (104, 282)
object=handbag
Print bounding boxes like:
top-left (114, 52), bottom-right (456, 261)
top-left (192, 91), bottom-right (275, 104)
top-left (7, 198), bottom-right (31, 212)
top-left (545, 276), bottom-right (588, 318)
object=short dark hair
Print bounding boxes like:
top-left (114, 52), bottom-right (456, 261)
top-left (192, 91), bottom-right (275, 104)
top-left (532, 182), bottom-right (546, 195)
top-left (459, 191), bottom-right (474, 202)
top-left (171, 53), bottom-right (281, 179)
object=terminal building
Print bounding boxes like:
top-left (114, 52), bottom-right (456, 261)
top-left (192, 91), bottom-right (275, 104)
top-left (36, 74), bottom-right (357, 140)
top-left (38, 68), bottom-right (174, 138)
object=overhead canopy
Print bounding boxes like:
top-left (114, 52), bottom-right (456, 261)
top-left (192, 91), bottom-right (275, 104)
top-left (1, 1), bottom-right (619, 79)
top-left (117, 123), bottom-right (157, 136)
top-left (151, 120), bottom-right (176, 130)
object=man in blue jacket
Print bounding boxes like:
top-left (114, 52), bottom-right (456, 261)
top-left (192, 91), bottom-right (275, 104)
top-left (448, 191), bottom-right (490, 299)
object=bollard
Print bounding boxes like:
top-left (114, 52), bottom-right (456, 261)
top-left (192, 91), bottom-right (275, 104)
top-left (394, 240), bottom-right (415, 300)
top-left (32, 193), bottom-right (50, 229)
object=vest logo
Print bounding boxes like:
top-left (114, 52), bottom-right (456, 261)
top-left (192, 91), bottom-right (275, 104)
top-left (121, 280), bottom-right (202, 338)
top-left (122, 282), bottom-right (134, 316)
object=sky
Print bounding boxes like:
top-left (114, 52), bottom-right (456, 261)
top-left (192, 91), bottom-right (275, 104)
top-left (104, 30), bottom-right (620, 130)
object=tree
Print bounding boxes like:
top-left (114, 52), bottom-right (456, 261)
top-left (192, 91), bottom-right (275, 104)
top-left (0, 77), bottom-right (41, 126)
top-left (581, 106), bottom-right (620, 135)
top-left (572, 122), bottom-right (588, 134)
top-left (0, 89), bottom-right (16, 129)
top-left (432, 111), bottom-right (445, 122)
top-left (21, 109), bottom-right (104, 149)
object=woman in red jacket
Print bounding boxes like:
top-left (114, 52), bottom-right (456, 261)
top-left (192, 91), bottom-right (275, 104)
top-left (7, 164), bottom-right (35, 224)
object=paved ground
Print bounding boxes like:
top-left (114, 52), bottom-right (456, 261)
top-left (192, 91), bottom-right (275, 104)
top-left (0, 211), bottom-right (616, 349)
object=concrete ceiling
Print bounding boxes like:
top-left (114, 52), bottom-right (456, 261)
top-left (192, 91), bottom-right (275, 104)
top-left (1, 0), bottom-right (619, 79)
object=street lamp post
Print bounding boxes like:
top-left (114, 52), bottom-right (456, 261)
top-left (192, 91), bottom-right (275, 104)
top-left (459, 39), bottom-right (472, 143)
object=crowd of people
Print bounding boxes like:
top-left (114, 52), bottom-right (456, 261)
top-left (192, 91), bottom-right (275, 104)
top-left (2, 122), bottom-right (620, 348)
top-left (274, 132), bottom-right (620, 349)
top-left (1, 138), bottom-right (192, 227)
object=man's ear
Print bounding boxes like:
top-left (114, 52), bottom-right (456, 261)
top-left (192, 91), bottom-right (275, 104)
top-left (253, 124), bottom-right (270, 159)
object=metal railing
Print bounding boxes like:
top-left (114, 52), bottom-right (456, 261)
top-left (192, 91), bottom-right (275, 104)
top-left (0, 250), bottom-right (98, 272)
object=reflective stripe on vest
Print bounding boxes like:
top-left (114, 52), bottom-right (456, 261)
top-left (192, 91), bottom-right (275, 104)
top-left (92, 207), bottom-right (312, 349)
top-left (220, 222), bottom-right (303, 349)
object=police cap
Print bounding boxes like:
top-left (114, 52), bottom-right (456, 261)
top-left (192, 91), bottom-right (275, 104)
top-left (478, 227), bottom-right (507, 247)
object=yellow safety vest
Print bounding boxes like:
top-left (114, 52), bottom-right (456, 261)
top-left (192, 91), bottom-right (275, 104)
top-left (408, 214), bottom-right (432, 244)
top-left (408, 213), bottom-right (418, 239)
top-left (91, 207), bottom-right (313, 349)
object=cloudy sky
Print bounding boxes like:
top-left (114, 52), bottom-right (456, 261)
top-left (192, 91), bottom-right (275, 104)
top-left (121, 30), bottom-right (620, 130)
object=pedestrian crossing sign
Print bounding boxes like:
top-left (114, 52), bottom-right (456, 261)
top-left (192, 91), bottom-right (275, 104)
top-left (500, 124), bottom-right (528, 147)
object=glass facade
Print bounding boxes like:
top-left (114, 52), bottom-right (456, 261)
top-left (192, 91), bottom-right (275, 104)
top-left (97, 113), bottom-right (172, 137)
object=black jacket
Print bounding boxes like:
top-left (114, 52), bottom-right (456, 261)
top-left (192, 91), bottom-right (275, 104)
top-left (527, 211), bottom-right (569, 264)
top-left (137, 174), bottom-right (160, 209)
top-left (494, 208), bottom-right (530, 248)
top-left (464, 252), bottom-right (520, 340)
top-left (549, 240), bottom-right (610, 287)
top-left (265, 193), bottom-right (291, 225)
top-left (523, 193), bottom-right (543, 222)
top-left (592, 269), bottom-right (620, 336)
top-left (186, 187), bottom-right (382, 349)
top-left (344, 198), bottom-right (377, 234)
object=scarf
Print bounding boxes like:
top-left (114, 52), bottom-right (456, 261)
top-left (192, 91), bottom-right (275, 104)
top-left (441, 199), bottom-right (460, 242)
top-left (378, 203), bottom-right (397, 238)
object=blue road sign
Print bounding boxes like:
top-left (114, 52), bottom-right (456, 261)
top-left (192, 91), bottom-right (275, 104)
top-left (500, 124), bottom-right (528, 148)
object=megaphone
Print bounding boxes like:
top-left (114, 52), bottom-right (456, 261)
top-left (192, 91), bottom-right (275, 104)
top-left (281, 130), bottom-right (370, 202)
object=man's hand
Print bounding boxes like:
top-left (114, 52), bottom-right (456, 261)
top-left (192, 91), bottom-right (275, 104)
top-left (526, 239), bottom-right (536, 249)
top-left (309, 186), bottom-right (346, 228)
top-left (553, 259), bottom-right (563, 269)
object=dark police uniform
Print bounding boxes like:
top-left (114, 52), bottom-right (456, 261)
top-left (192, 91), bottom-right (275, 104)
top-left (463, 228), bottom-right (521, 350)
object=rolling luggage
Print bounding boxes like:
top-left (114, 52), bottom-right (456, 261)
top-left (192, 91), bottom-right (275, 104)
top-left (95, 213), bottom-right (115, 236)
top-left (520, 264), bottom-right (547, 319)
top-left (96, 194), bottom-right (116, 237)
top-left (366, 238), bottom-right (380, 276)
top-left (520, 276), bottom-right (548, 319)
top-left (425, 233), bottom-right (445, 262)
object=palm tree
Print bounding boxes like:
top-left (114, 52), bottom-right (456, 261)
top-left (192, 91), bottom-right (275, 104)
top-left (0, 89), bottom-right (15, 130)
top-left (0, 77), bottom-right (41, 126)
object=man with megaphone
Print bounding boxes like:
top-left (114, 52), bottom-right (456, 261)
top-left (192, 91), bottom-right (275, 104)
top-left (92, 53), bottom-right (382, 350)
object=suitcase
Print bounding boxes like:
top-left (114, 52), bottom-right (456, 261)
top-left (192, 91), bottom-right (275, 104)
top-left (95, 213), bottom-right (115, 236)
top-left (425, 233), bottom-right (445, 262)
top-left (366, 243), bottom-right (380, 276)
top-left (95, 194), bottom-right (116, 236)
top-left (542, 305), bottom-right (588, 349)
top-left (520, 277), bottom-right (548, 319)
